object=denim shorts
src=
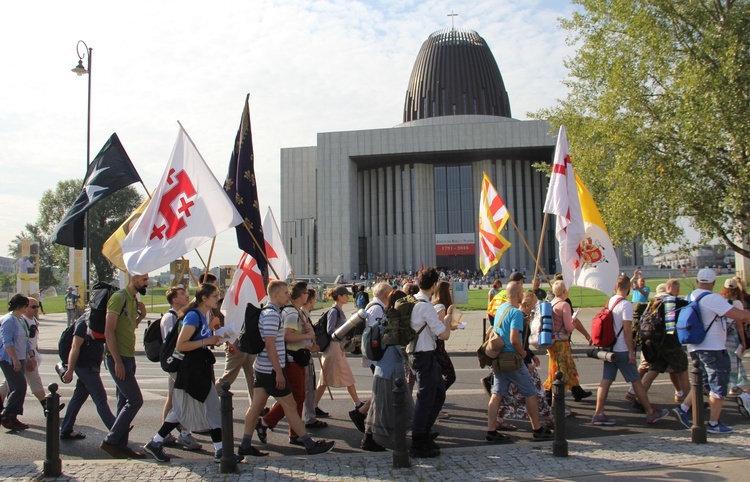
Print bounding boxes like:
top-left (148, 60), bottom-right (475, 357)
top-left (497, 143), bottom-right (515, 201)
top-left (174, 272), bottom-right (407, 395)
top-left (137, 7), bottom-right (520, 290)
top-left (602, 351), bottom-right (640, 382)
top-left (492, 364), bottom-right (537, 398)
top-left (690, 350), bottom-right (730, 399)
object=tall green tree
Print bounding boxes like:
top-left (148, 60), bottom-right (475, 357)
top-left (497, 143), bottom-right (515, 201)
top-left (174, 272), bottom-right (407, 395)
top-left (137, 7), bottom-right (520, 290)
top-left (535, 0), bottom-right (750, 256)
top-left (22, 179), bottom-right (143, 284)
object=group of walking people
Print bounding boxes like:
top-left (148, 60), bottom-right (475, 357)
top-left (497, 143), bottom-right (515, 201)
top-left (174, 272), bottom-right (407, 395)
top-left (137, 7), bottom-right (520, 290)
top-left (4, 265), bottom-right (750, 466)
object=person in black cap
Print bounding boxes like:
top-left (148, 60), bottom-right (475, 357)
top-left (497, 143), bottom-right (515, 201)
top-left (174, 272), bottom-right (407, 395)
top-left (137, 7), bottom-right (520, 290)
top-left (315, 286), bottom-right (365, 412)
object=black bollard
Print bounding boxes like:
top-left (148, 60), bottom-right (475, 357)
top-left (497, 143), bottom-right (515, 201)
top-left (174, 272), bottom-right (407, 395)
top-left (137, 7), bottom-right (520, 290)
top-left (552, 371), bottom-right (568, 457)
top-left (690, 359), bottom-right (707, 444)
top-left (219, 382), bottom-right (237, 473)
top-left (44, 383), bottom-right (62, 477)
top-left (392, 377), bottom-right (410, 468)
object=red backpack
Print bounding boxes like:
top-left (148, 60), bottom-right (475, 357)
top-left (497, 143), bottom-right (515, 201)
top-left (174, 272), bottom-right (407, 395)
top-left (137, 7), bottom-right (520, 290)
top-left (590, 297), bottom-right (626, 349)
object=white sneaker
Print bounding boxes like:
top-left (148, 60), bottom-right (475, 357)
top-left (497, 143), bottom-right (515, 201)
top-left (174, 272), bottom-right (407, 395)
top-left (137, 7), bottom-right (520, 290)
top-left (176, 433), bottom-right (202, 451)
top-left (161, 433), bottom-right (177, 446)
top-left (737, 393), bottom-right (750, 419)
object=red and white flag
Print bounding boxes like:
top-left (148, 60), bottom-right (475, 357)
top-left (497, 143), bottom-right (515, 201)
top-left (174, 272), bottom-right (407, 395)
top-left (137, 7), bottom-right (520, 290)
top-left (262, 207), bottom-right (292, 281)
top-left (543, 126), bottom-right (587, 289)
top-left (220, 251), bottom-right (267, 326)
top-left (478, 173), bottom-right (511, 275)
top-left (121, 125), bottom-right (243, 275)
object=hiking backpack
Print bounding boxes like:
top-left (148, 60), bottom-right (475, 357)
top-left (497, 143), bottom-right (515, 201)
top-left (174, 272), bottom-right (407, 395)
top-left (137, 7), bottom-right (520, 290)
top-left (639, 299), bottom-right (667, 343)
top-left (676, 292), bottom-right (715, 344)
top-left (590, 297), bottom-right (626, 349)
top-left (356, 291), bottom-right (369, 309)
top-left (159, 310), bottom-right (188, 373)
top-left (381, 295), bottom-right (427, 347)
top-left (313, 309), bottom-right (334, 352)
top-left (88, 282), bottom-right (122, 342)
top-left (237, 304), bottom-right (281, 355)
top-left (361, 301), bottom-right (386, 361)
top-left (58, 315), bottom-right (89, 366)
top-left (143, 309), bottom-right (176, 363)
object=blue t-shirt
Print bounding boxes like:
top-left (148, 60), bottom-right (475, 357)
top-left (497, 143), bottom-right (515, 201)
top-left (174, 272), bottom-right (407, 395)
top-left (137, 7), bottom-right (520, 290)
top-left (493, 302), bottom-right (524, 353)
top-left (181, 309), bottom-right (212, 341)
top-left (632, 286), bottom-right (650, 303)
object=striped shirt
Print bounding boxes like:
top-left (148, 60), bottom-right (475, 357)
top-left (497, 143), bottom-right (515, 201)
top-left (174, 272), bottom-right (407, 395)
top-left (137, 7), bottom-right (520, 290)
top-left (253, 303), bottom-right (284, 375)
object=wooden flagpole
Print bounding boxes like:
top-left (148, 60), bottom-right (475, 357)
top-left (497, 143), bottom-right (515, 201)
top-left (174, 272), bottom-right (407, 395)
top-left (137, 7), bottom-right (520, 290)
top-left (204, 237), bottom-right (217, 280)
top-left (533, 213), bottom-right (550, 286)
top-left (241, 220), bottom-right (281, 280)
top-left (506, 214), bottom-right (551, 283)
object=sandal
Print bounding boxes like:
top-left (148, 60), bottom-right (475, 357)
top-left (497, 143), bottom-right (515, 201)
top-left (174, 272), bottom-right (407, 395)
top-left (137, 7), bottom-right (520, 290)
top-left (255, 420), bottom-right (270, 444)
top-left (305, 420), bottom-right (328, 429)
top-left (61, 431), bottom-right (86, 440)
top-left (496, 421), bottom-right (518, 431)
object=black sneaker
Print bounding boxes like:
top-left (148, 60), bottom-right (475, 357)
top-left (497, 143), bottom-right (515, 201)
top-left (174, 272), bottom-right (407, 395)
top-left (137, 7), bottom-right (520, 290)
top-left (306, 440), bottom-right (335, 455)
top-left (213, 448), bottom-right (244, 463)
top-left (143, 441), bottom-right (170, 463)
top-left (532, 428), bottom-right (554, 441)
top-left (361, 437), bottom-right (386, 452)
top-left (485, 431), bottom-right (513, 444)
top-left (289, 436), bottom-right (305, 447)
top-left (410, 446), bottom-right (440, 458)
top-left (237, 445), bottom-right (268, 457)
top-left (315, 407), bottom-right (330, 418)
top-left (349, 409), bottom-right (366, 433)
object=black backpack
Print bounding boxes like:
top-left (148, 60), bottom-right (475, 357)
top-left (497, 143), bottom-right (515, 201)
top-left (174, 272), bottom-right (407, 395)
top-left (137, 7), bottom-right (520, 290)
top-left (237, 304), bottom-right (280, 355)
top-left (160, 309), bottom-right (193, 373)
top-left (313, 309), bottom-right (334, 352)
top-left (639, 299), bottom-right (667, 343)
top-left (361, 301), bottom-right (386, 361)
top-left (143, 309), bottom-right (176, 363)
top-left (88, 282), bottom-right (122, 343)
top-left (59, 315), bottom-right (89, 366)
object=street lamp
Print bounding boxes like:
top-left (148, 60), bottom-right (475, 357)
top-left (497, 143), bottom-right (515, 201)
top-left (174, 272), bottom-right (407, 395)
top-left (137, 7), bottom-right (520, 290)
top-left (72, 40), bottom-right (92, 302)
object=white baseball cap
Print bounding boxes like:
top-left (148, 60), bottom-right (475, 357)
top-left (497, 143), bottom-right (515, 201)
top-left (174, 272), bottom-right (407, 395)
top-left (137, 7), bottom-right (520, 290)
top-left (696, 268), bottom-right (716, 284)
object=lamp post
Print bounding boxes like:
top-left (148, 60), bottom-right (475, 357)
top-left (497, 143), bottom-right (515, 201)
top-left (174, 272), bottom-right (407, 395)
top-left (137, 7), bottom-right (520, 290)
top-left (71, 40), bottom-right (92, 302)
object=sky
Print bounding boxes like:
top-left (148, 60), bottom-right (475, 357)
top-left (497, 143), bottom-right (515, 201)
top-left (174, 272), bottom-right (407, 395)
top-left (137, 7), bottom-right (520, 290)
top-left (0, 0), bottom-right (580, 276)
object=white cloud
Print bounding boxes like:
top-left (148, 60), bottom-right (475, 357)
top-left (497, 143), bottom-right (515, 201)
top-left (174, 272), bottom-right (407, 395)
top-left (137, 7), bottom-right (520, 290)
top-left (0, 0), bottom-right (575, 274)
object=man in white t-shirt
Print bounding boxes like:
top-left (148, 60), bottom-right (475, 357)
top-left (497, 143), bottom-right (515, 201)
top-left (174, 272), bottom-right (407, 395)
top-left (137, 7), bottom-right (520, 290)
top-left (407, 268), bottom-right (451, 458)
top-left (592, 276), bottom-right (669, 426)
top-left (672, 269), bottom-right (750, 434)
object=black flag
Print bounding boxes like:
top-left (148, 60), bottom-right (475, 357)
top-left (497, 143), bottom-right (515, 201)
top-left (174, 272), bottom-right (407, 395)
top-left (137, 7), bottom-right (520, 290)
top-left (224, 94), bottom-right (267, 276)
top-left (51, 133), bottom-right (142, 248)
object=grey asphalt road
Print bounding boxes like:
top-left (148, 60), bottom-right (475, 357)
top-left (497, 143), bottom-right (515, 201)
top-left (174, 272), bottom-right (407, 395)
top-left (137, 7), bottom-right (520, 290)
top-left (3, 347), bottom-right (745, 463)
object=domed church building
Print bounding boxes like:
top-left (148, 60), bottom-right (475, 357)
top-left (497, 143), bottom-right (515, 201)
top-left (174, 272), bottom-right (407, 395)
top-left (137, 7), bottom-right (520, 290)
top-left (281, 27), bottom-right (564, 278)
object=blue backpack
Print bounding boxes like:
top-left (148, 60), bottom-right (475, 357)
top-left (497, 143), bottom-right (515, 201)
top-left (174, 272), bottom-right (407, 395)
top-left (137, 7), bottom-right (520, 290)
top-left (676, 292), bottom-right (716, 344)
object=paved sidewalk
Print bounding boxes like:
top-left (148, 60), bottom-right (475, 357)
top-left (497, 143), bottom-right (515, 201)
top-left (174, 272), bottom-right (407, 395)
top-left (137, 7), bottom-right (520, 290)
top-left (2, 428), bottom-right (748, 481)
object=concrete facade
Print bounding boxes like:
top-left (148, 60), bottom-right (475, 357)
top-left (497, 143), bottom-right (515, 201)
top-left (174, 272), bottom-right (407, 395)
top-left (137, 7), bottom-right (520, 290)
top-left (280, 115), bottom-right (559, 278)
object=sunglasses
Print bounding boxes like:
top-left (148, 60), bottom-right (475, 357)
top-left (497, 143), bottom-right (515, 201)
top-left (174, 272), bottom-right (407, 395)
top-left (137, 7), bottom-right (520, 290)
top-left (28, 305), bottom-right (39, 309)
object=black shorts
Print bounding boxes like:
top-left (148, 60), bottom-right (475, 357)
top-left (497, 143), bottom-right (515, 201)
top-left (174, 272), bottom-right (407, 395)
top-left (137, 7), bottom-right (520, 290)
top-left (253, 369), bottom-right (292, 398)
top-left (648, 337), bottom-right (689, 374)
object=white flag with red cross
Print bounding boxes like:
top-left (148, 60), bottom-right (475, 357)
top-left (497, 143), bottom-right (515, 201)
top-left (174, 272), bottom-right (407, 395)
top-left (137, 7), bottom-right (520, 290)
top-left (121, 125), bottom-right (243, 275)
top-left (220, 251), bottom-right (267, 326)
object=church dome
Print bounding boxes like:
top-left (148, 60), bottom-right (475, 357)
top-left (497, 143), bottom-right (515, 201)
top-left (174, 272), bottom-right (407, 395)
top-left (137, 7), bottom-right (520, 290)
top-left (403, 28), bottom-right (511, 123)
